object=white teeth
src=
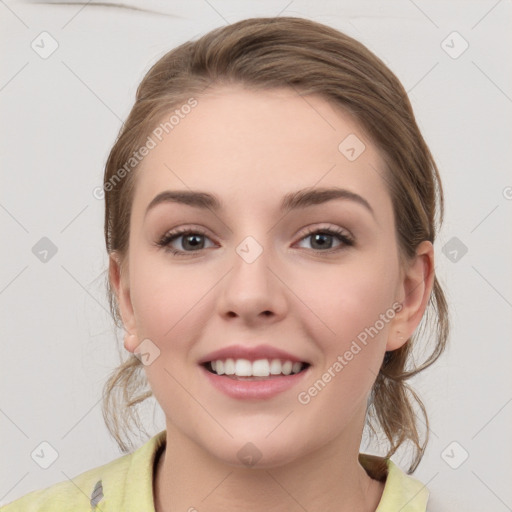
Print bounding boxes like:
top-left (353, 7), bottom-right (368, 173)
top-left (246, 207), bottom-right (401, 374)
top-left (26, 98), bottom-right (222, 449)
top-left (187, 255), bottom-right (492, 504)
top-left (252, 359), bottom-right (270, 377)
top-left (235, 359), bottom-right (253, 376)
top-left (292, 362), bottom-right (302, 374)
top-left (207, 358), bottom-right (306, 377)
top-left (224, 358), bottom-right (235, 375)
top-left (269, 359), bottom-right (282, 375)
top-left (281, 361), bottom-right (292, 375)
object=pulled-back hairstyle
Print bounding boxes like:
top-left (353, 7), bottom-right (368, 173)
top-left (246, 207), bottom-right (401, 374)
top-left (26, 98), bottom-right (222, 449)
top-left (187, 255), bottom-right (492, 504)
top-left (102, 16), bottom-right (449, 474)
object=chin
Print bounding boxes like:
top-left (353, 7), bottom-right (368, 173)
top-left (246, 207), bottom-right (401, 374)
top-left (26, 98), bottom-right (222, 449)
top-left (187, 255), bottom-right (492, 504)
top-left (202, 433), bottom-right (308, 470)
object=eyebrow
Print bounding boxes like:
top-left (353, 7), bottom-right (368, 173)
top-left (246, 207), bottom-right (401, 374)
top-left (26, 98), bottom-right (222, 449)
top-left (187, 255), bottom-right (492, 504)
top-left (144, 187), bottom-right (375, 220)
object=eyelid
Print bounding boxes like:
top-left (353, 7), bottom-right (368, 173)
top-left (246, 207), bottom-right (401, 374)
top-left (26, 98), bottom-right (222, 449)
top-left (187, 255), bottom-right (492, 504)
top-left (156, 222), bottom-right (355, 256)
top-left (296, 223), bottom-right (354, 242)
top-left (156, 225), bottom-right (214, 247)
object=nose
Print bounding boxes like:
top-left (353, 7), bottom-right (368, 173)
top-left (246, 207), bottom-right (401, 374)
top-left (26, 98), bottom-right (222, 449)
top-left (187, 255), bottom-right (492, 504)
top-left (216, 235), bottom-right (288, 326)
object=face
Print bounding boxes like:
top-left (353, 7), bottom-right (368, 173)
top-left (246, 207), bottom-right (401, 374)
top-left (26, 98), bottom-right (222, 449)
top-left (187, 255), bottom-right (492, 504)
top-left (112, 85), bottom-right (427, 468)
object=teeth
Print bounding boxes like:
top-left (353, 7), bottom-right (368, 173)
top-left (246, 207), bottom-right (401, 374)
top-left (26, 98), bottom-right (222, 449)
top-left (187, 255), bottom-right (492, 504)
top-left (224, 359), bottom-right (235, 375)
top-left (207, 358), bottom-right (306, 377)
top-left (269, 359), bottom-right (282, 375)
top-left (235, 359), bottom-right (253, 376)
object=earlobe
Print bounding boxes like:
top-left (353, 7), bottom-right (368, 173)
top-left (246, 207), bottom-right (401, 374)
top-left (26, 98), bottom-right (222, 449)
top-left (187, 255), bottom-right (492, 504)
top-left (386, 240), bottom-right (435, 352)
top-left (123, 332), bottom-right (139, 353)
top-left (386, 329), bottom-right (406, 352)
top-left (109, 252), bottom-right (138, 351)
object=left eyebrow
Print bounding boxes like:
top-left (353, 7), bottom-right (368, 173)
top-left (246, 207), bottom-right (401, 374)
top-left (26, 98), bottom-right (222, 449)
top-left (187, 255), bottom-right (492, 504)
top-left (144, 186), bottom-right (376, 220)
top-left (281, 187), bottom-right (375, 220)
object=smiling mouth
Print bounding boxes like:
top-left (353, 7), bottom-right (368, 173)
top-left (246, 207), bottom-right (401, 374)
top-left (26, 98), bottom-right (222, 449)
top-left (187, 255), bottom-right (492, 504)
top-left (201, 359), bottom-right (311, 380)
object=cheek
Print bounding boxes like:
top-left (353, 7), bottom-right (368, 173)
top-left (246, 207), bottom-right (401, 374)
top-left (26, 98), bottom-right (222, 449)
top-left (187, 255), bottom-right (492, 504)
top-left (128, 257), bottom-right (215, 420)
top-left (292, 262), bottom-right (398, 434)
top-left (129, 252), bottom-right (209, 339)
top-left (292, 254), bottom-right (399, 346)
top-left (290, 254), bottom-right (400, 414)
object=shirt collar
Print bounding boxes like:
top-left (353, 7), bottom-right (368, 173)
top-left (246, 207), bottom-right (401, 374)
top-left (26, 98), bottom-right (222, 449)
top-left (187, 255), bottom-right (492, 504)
top-left (115, 430), bottom-right (428, 512)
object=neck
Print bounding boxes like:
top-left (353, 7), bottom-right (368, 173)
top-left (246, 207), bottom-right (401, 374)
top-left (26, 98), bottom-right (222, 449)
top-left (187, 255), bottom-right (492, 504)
top-left (153, 413), bottom-right (384, 512)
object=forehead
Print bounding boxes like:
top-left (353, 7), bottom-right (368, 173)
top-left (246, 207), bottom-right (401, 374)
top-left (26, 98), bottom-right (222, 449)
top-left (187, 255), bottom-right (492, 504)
top-left (131, 86), bottom-right (393, 225)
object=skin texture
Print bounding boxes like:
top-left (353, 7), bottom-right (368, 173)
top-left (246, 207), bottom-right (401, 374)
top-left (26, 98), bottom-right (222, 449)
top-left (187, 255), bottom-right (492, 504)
top-left (109, 85), bottom-right (434, 512)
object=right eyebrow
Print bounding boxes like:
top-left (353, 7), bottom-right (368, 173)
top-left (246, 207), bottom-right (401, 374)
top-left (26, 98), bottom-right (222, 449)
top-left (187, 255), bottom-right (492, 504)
top-left (145, 190), bottom-right (221, 219)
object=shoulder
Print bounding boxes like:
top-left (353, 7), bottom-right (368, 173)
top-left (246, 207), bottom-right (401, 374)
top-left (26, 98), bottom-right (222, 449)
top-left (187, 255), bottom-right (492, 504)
top-left (359, 453), bottom-right (430, 512)
top-left (0, 453), bottom-right (131, 512)
top-left (1, 431), bottom-right (166, 512)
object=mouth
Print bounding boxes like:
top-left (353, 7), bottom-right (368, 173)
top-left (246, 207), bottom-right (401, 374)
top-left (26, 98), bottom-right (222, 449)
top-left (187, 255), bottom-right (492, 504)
top-left (201, 359), bottom-right (311, 381)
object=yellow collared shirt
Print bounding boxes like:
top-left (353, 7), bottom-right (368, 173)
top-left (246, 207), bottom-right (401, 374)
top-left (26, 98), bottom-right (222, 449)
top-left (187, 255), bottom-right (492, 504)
top-left (1, 430), bottom-right (429, 511)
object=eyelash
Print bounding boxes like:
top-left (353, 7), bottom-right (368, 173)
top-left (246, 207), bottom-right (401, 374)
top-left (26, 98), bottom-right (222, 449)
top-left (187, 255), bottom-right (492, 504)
top-left (155, 225), bottom-right (355, 257)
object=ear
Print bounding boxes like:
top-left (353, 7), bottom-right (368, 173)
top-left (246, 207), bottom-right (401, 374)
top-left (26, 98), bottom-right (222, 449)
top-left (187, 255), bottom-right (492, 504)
top-left (386, 240), bottom-right (435, 351)
top-left (109, 251), bottom-right (139, 353)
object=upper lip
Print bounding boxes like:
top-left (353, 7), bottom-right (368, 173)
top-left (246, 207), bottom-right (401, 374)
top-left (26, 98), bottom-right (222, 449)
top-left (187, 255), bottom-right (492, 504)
top-left (198, 344), bottom-right (310, 365)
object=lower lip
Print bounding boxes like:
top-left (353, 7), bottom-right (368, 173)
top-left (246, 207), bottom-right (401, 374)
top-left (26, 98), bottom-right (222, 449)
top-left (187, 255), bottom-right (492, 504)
top-left (200, 365), bottom-right (310, 400)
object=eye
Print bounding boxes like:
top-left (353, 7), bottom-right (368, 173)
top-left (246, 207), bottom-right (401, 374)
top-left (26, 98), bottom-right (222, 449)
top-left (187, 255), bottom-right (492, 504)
top-left (295, 226), bottom-right (354, 252)
top-left (155, 225), bottom-right (355, 257)
top-left (156, 227), bottom-right (215, 256)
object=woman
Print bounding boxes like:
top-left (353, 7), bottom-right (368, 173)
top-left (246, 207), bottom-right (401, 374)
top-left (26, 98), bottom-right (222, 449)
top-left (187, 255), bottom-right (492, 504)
top-left (2, 16), bottom-right (448, 512)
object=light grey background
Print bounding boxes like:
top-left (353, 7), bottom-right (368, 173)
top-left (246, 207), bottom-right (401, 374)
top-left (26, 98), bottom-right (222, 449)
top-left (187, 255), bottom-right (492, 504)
top-left (1, 1), bottom-right (511, 510)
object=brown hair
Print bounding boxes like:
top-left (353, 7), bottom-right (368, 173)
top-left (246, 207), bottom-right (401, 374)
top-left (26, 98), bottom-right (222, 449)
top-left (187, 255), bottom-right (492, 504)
top-left (102, 16), bottom-right (449, 473)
